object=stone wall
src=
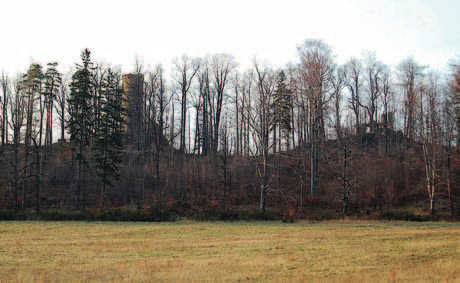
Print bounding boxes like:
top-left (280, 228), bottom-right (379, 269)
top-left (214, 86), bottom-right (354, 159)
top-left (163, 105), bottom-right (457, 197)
top-left (122, 73), bottom-right (144, 149)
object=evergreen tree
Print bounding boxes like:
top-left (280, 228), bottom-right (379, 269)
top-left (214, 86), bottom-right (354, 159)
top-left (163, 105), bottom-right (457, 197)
top-left (22, 63), bottom-right (44, 148)
top-left (21, 63), bottom-right (43, 209)
top-left (43, 62), bottom-right (62, 155)
top-left (270, 70), bottom-right (292, 148)
top-left (92, 68), bottom-right (125, 209)
top-left (67, 48), bottom-right (95, 209)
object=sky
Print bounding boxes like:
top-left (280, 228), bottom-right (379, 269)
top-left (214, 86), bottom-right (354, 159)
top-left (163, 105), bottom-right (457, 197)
top-left (1, 0), bottom-right (459, 76)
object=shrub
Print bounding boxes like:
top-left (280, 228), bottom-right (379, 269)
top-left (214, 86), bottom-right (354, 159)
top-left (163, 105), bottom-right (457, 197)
top-left (379, 210), bottom-right (444, 222)
top-left (187, 209), bottom-right (282, 221)
top-left (0, 210), bottom-right (19, 220)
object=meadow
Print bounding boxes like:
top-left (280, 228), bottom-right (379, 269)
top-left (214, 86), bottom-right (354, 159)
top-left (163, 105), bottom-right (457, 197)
top-left (1, 221), bottom-right (459, 282)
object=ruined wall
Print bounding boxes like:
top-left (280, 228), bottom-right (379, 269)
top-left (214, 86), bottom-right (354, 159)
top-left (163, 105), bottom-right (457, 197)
top-left (122, 73), bottom-right (144, 149)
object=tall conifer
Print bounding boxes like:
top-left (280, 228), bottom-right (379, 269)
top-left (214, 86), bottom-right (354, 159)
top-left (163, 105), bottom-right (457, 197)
top-left (270, 70), bottom-right (292, 146)
top-left (68, 48), bottom-right (94, 209)
top-left (92, 68), bottom-right (125, 209)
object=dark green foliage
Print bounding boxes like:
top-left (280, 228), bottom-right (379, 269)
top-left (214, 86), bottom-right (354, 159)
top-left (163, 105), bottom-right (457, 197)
top-left (270, 70), bottom-right (292, 133)
top-left (92, 68), bottom-right (125, 207)
top-left (67, 48), bottom-right (95, 209)
top-left (43, 62), bottom-right (62, 100)
top-left (68, 49), bottom-right (94, 150)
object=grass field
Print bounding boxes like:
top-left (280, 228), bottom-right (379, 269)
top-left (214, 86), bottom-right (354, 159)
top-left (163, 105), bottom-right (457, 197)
top-left (1, 221), bottom-right (459, 282)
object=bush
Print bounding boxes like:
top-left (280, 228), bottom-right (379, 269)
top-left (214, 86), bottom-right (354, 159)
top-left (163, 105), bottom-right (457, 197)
top-left (379, 210), bottom-right (444, 222)
top-left (97, 208), bottom-right (172, 222)
top-left (38, 210), bottom-right (96, 221)
top-left (145, 207), bottom-right (172, 222)
top-left (0, 210), bottom-right (20, 220)
top-left (188, 209), bottom-right (282, 221)
top-left (0, 208), bottom-right (173, 222)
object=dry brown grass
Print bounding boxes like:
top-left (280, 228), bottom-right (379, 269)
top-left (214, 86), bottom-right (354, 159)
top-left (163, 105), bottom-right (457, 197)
top-left (0, 221), bottom-right (459, 282)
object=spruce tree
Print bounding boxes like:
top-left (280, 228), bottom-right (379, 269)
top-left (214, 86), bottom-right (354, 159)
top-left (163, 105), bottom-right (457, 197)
top-left (92, 68), bottom-right (125, 209)
top-left (270, 70), bottom-right (292, 148)
top-left (68, 48), bottom-right (94, 209)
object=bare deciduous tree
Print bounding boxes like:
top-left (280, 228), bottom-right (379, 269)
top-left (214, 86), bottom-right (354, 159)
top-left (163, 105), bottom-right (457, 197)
top-left (55, 79), bottom-right (69, 142)
top-left (361, 51), bottom-right (382, 133)
top-left (297, 39), bottom-right (334, 197)
top-left (248, 59), bottom-right (277, 211)
top-left (147, 64), bottom-right (173, 206)
top-left (331, 65), bottom-right (355, 215)
top-left (1, 72), bottom-right (9, 149)
top-left (344, 57), bottom-right (362, 133)
top-left (210, 54), bottom-right (237, 153)
top-left (9, 76), bottom-right (25, 212)
top-left (172, 54), bottom-right (201, 153)
top-left (381, 64), bottom-right (394, 153)
top-left (420, 70), bottom-right (441, 214)
top-left (398, 56), bottom-right (425, 141)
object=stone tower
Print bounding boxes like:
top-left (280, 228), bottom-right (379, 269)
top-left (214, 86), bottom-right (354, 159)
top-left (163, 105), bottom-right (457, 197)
top-left (122, 73), bottom-right (144, 149)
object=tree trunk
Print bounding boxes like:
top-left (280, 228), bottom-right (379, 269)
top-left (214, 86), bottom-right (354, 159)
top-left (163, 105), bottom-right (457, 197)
top-left (77, 160), bottom-right (81, 210)
top-left (343, 193), bottom-right (349, 216)
top-left (180, 90), bottom-right (187, 153)
top-left (35, 141), bottom-right (40, 214)
top-left (446, 149), bottom-right (454, 216)
top-left (235, 82), bottom-right (240, 155)
top-left (221, 163), bottom-right (227, 211)
top-left (342, 144), bottom-right (348, 215)
top-left (155, 151), bottom-right (160, 207)
top-left (299, 146), bottom-right (304, 214)
top-left (259, 186), bottom-right (266, 212)
top-left (311, 143), bottom-right (318, 197)
top-left (430, 196), bottom-right (435, 215)
top-left (13, 146), bottom-right (19, 212)
top-left (100, 179), bottom-right (106, 213)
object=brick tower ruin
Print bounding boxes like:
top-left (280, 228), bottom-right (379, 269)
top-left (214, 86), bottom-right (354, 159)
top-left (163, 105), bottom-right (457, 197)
top-left (122, 73), bottom-right (144, 149)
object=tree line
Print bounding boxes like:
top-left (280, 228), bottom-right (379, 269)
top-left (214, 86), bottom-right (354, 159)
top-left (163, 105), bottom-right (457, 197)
top-left (0, 39), bottom-right (459, 217)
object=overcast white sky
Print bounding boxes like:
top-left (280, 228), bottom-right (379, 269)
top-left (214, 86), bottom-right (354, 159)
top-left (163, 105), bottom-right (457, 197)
top-left (1, 0), bottom-right (459, 75)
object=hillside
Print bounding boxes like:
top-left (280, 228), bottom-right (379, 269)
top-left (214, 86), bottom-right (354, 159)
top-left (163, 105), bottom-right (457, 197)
top-left (0, 129), bottom-right (458, 220)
